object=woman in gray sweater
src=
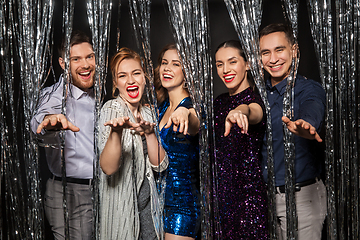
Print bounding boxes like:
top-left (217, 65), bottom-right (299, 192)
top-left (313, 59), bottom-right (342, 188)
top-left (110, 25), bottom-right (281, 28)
top-left (98, 47), bottom-right (168, 239)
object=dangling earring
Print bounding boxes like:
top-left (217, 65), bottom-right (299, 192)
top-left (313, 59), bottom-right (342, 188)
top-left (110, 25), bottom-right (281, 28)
top-left (183, 81), bottom-right (188, 89)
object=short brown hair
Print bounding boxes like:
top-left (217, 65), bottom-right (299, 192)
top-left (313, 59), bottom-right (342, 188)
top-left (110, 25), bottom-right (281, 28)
top-left (58, 30), bottom-right (92, 58)
top-left (259, 23), bottom-right (295, 45)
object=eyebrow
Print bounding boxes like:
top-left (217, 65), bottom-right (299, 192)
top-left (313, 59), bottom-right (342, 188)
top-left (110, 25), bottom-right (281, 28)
top-left (260, 45), bottom-right (286, 54)
top-left (117, 68), bottom-right (142, 74)
top-left (216, 56), bottom-right (238, 63)
top-left (70, 52), bottom-right (95, 60)
top-left (275, 46), bottom-right (286, 50)
top-left (162, 58), bottom-right (181, 63)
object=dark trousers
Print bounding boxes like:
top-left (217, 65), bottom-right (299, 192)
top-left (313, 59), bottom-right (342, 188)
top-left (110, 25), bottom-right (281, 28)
top-left (44, 178), bottom-right (93, 240)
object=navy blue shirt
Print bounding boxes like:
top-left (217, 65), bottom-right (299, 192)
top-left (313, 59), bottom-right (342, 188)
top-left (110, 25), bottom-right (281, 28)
top-left (261, 75), bottom-right (326, 186)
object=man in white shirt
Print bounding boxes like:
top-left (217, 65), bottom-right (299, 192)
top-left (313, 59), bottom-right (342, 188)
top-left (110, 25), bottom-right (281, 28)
top-left (31, 30), bottom-right (95, 240)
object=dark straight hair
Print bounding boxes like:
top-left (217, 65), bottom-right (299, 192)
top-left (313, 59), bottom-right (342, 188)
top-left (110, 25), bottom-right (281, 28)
top-left (259, 23), bottom-right (295, 45)
top-left (215, 40), bottom-right (255, 89)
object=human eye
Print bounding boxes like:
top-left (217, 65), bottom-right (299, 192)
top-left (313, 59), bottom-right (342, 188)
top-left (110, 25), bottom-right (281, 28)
top-left (161, 60), bottom-right (167, 65)
top-left (261, 51), bottom-right (269, 56)
top-left (173, 62), bottom-right (181, 67)
top-left (87, 54), bottom-right (94, 60)
top-left (230, 60), bottom-right (237, 64)
top-left (118, 74), bottom-right (125, 78)
top-left (216, 63), bottom-right (223, 68)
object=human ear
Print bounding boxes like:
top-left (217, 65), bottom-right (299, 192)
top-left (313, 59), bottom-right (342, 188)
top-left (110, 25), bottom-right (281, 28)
top-left (59, 57), bottom-right (65, 70)
top-left (246, 62), bottom-right (250, 71)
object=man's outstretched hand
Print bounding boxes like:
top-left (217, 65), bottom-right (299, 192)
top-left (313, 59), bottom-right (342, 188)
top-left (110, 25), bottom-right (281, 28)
top-left (36, 114), bottom-right (80, 134)
top-left (282, 116), bottom-right (322, 142)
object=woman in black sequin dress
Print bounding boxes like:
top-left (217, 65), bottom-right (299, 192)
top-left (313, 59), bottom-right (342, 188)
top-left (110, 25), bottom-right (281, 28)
top-left (213, 40), bottom-right (268, 239)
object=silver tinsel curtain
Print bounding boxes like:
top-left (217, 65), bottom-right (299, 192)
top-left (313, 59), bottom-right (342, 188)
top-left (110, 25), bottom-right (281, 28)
top-left (165, 0), bottom-right (214, 238)
top-left (128, 0), bottom-right (156, 108)
top-left (330, 1), bottom-right (359, 239)
top-left (221, 1), bottom-right (279, 239)
top-left (85, 0), bottom-right (112, 238)
top-left (223, 0), bottom-right (301, 238)
top-left (1, 0), bottom-right (360, 239)
top-left (306, 1), bottom-right (336, 239)
top-left (0, 0), bottom-right (54, 239)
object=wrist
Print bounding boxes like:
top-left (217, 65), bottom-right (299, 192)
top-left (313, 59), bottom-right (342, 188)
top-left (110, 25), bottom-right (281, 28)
top-left (110, 127), bottom-right (123, 136)
top-left (144, 131), bottom-right (156, 139)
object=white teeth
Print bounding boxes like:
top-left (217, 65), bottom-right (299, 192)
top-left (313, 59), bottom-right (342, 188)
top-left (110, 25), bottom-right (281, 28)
top-left (163, 74), bottom-right (173, 79)
top-left (225, 75), bottom-right (234, 80)
top-left (127, 87), bottom-right (138, 91)
top-left (271, 65), bottom-right (281, 69)
top-left (79, 71), bottom-right (90, 76)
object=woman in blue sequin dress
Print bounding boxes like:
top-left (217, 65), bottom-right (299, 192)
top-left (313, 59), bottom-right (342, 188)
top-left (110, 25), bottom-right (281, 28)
top-left (154, 44), bottom-right (201, 239)
top-left (213, 40), bottom-right (268, 239)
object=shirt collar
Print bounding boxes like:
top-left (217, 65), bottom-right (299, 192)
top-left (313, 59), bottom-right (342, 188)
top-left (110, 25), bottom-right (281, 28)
top-left (60, 75), bottom-right (94, 99)
top-left (266, 76), bottom-right (293, 96)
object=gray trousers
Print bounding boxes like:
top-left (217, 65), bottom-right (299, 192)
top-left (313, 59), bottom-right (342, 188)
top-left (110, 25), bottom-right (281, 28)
top-left (276, 178), bottom-right (327, 240)
top-left (44, 178), bottom-right (93, 240)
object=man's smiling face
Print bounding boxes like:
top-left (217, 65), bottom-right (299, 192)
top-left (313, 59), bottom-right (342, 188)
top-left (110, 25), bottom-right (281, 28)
top-left (60, 42), bottom-right (95, 90)
top-left (260, 31), bottom-right (296, 86)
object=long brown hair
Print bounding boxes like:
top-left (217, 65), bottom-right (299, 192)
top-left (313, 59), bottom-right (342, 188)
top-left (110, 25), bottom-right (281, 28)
top-left (110, 47), bottom-right (144, 98)
top-left (154, 43), bottom-right (177, 104)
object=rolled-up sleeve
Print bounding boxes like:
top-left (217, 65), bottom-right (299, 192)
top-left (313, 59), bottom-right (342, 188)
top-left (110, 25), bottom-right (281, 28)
top-left (30, 80), bottom-right (63, 134)
top-left (298, 81), bottom-right (326, 132)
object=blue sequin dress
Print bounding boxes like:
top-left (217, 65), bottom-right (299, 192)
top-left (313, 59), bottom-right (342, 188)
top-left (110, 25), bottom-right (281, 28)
top-left (159, 97), bottom-right (200, 238)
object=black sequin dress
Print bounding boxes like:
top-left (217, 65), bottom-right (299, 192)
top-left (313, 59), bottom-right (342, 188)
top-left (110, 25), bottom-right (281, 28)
top-left (213, 87), bottom-right (268, 239)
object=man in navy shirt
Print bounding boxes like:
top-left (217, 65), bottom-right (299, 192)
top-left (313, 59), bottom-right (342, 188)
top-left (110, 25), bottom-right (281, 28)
top-left (259, 23), bottom-right (326, 240)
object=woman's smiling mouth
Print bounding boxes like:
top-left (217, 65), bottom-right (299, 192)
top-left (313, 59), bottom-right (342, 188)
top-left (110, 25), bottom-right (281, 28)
top-left (126, 85), bottom-right (139, 98)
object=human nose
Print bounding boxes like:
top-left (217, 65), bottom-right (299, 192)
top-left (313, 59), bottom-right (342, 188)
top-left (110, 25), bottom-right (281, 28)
top-left (223, 63), bottom-right (230, 74)
top-left (163, 63), bottom-right (171, 72)
top-left (127, 75), bottom-right (136, 84)
top-left (82, 58), bottom-right (90, 68)
top-left (269, 52), bottom-right (278, 63)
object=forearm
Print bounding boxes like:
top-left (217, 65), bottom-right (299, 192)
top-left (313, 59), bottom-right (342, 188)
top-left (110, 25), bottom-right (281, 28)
top-left (234, 103), bottom-right (263, 125)
top-left (100, 129), bottom-right (122, 175)
top-left (299, 101), bottom-right (325, 131)
top-left (145, 132), bottom-right (166, 166)
top-left (32, 82), bottom-right (63, 133)
top-left (31, 108), bottom-right (60, 134)
top-left (187, 108), bottom-right (200, 135)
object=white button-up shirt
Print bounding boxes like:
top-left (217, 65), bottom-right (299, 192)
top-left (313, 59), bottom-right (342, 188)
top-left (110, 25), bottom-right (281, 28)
top-left (31, 76), bottom-right (95, 179)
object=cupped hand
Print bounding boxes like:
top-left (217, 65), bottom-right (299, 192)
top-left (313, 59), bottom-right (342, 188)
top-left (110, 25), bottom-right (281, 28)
top-left (282, 116), bottom-right (322, 142)
top-left (132, 114), bottom-right (155, 135)
top-left (37, 114), bottom-right (79, 133)
top-left (224, 109), bottom-right (249, 136)
top-left (104, 116), bottom-right (137, 132)
top-left (164, 107), bottom-right (190, 135)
